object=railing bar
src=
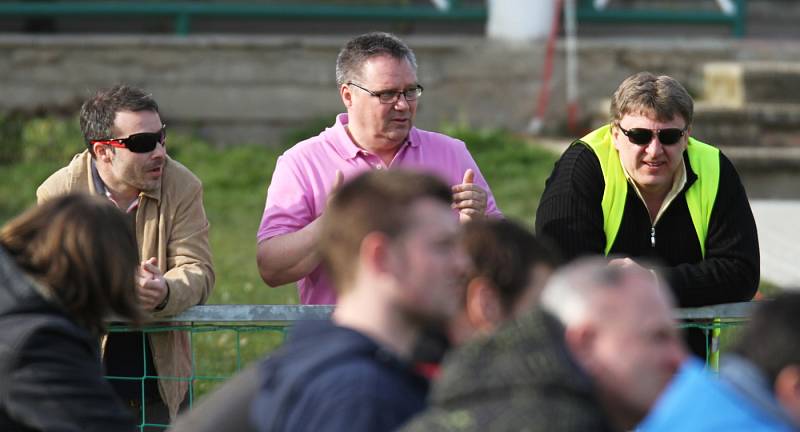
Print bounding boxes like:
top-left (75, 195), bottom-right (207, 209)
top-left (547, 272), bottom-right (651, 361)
top-left (107, 302), bottom-right (763, 323)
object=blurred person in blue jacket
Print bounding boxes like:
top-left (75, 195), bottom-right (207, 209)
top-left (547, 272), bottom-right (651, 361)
top-left (640, 293), bottom-right (800, 431)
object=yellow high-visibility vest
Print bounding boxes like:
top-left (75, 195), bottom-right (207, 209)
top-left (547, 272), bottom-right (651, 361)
top-left (580, 124), bottom-right (720, 257)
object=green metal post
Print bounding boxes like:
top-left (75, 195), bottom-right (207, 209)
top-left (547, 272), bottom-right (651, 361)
top-left (709, 317), bottom-right (721, 371)
top-left (733, 0), bottom-right (747, 38)
top-left (175, 12), bottom-right (190, 36)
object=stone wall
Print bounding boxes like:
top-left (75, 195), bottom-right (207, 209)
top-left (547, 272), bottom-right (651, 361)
top-left (3, 35), bottom-right (800, 147)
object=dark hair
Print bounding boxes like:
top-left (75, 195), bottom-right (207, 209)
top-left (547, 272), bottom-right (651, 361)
top-left (610, 72), bottom-right (693, 126)
top-left (733, 293), bottom-right (800, 386)
top-left (319, 170), bottom-right (451, 291)
top-left (0, 193), bottom-right (143, 335)
top-left (335, 32), bottom-right (418, 86)
top-left (462, 219), bottom-right (559, 313)
top-left (80, 84), bottom-right (159, 156)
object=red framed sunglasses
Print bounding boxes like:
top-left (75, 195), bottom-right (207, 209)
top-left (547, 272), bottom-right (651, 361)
top-left (91, 125), bottom-right (166, 153)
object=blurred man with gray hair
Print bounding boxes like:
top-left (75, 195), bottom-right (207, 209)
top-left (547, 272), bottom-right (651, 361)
top-left (402, 258), bottom-right (686, 432)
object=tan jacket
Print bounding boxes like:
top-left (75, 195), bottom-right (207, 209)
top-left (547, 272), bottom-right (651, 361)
top-left (37, 150), bottom-right (215, 419)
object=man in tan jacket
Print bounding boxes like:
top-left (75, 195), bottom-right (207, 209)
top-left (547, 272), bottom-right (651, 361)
top-left (37, 84), bottom-right (214, 429)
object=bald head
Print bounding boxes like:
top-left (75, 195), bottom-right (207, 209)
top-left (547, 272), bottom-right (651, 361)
top-left (540, 258), bottom-right (687, 430)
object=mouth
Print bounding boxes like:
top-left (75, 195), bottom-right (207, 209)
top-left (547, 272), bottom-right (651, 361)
top-left (642, 160), bottom-right (665, 169)
top-left (147, 165), bottom-right (163, 176)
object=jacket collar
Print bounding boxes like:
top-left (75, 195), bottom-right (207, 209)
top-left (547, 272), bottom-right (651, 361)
top-left (721, 354), bottom-right (796, 426)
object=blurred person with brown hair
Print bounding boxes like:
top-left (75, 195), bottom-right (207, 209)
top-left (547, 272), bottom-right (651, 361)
top-left (535, 71), bottom-right (759, 356)
top-left (448, 218), bottom-right (559, 345)
top-left (36, 84), bottom-right (214, 426)
top-left (0, 193), bottom-right (142, 431)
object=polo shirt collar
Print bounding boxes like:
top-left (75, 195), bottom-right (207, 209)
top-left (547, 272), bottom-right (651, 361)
top-left (329, 113), bottom-right (418, 161)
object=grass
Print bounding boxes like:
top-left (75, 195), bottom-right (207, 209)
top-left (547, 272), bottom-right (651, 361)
top-left (0, 115), bottom-right (560, 397)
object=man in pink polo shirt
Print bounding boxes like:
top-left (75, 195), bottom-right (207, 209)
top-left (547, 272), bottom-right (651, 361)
top-left (257, 32), bottom-right (501, 304)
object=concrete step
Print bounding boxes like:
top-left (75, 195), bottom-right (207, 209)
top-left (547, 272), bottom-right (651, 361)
top-left (692, 102), bottom-right (800, 147)
top-left (704, 62), bottom-right (800, 106)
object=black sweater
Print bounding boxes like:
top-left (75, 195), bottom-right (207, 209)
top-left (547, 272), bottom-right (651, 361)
top-left (535, 142), bottom-right (760, 307)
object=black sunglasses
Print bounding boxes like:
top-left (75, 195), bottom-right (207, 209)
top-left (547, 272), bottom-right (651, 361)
top-left (91, 125), bottom-right (166, 153)
top-left (617, 124), bottom-right (688, 146)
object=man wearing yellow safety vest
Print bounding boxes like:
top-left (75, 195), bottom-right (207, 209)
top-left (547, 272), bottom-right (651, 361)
top-left (535, 72), bottom-right (759, 357)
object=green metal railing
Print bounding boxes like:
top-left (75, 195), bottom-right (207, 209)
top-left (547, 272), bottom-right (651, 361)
top-left (0, 1), bottom-right (486, 36)
top-left (0, 1), bottom-right (747, 37)
top-left (576, 0), bottom-right (748, 37)
top-left (110, 302), bottom-right (755, 430)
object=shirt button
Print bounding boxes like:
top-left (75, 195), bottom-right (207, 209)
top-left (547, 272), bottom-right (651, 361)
top-left (375, 165), bottom-right (383, 170)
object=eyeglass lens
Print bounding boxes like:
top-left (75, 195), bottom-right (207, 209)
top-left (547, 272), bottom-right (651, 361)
top-left (120, 128), bottom-right (166, 153)
top-left (378, 88), bottom-right (422, 103)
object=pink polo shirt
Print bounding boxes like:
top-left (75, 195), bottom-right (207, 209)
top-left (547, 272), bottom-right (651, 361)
top-left (257, 113), bottom-right (502, 304)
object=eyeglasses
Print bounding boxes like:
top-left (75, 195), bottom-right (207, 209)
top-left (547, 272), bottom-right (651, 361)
top-left (91, 125), bottom-right (166, 153)
top-left (347, 82), bottom-right (424, 104)
top-left (617, 124), bottom-right (688, 146)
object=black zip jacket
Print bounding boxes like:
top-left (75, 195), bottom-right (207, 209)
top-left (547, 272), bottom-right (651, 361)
top-left (535, 142), bottom-right (760, 307)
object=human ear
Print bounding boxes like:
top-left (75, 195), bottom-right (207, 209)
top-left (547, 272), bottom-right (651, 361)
top-left (774, 365), bottom-right (800, 424)
top-left (465, 277), bottom-right (502, 331)
top-left (340, 84), bottom-right (354, 108)
top-left (93, 143), bottom-right (114, 163)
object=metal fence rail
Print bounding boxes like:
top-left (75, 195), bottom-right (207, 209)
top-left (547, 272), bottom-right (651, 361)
top-left (162, 301), bottom-right (756, 322)
top-left (576, 0), bottom-right (747, 37)
top-left (111, 301), bottom-right (756, 430)
top-left (0, 1), bottom-right (486, 36)
top-left (0, 1), bottom-right (747, 36)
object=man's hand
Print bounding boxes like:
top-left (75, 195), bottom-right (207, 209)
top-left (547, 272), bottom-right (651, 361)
top-left (452, 169), bottom-right (487, 223)
top-left (137, 257), bottom-right (169, 311)
top-left (609, 257), bottom-right (647, 270)
top-left (609, 257), bottom-right (661, 285)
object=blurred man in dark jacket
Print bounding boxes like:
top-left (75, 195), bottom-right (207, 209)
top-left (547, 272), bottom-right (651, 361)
top-left (402, 258), bottom-right (686, 432)
top-left (172, 170), bottom-right (469, 432)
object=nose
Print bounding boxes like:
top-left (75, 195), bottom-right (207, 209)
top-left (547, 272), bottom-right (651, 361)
top-left (645, 139), bottom-right (663, 157)
top-left (393, 93), bottom-right (410, 110)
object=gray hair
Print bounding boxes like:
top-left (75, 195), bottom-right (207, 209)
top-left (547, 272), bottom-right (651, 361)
top-left (540, 257), bottom-right (671, 326)
top-left (335, 32), bottom-right (418, 86)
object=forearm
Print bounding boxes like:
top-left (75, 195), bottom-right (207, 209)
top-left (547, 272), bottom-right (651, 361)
top-left (665, 153), bottom-right (761, 307)
top-left (257, 217), bottom-right (323, 287)
top-left (661, 257), bottom-right (759, 307)
top-left (152, 189), bottom-right (215, 317)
